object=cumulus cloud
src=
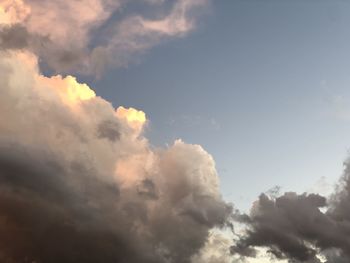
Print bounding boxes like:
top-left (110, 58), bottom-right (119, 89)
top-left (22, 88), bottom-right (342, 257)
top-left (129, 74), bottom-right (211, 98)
top-left (231, 160), bottom-right (350, 262)
top-left (0, 50), bottom-right (232, 263)
top-left (0, 0), bottom-right (209, 75)
top-left (8, 1), bottom-right (350, 263)
top-left (0, 2), bottom-right (237, 261)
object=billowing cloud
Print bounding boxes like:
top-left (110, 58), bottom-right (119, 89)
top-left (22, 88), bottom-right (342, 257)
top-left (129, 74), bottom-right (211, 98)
top-left (0, 2), bottom-right (237, 261)
top-left (0, 50), bottom-right (231, 262)
top-left (231, 160), bottom-right (350, 262)
top-left (0, 0), bottom-right (209, 75)
top-left (7, 1), bottom-right (350, 263)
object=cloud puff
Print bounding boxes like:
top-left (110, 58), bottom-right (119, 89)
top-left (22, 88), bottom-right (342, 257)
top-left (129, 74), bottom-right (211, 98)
top-left (0, 50), bottom-right (231, 263)
top-left (0, 0), bottom-right (209, 75)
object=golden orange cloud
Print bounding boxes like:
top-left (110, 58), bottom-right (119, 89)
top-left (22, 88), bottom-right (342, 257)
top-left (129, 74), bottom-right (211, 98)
top-left (116, 106), bottom-right (146, 132)
top-left (38, 75), bottom-right (96, 105)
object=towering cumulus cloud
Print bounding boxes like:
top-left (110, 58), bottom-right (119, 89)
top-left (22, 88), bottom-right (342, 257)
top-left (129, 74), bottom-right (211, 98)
top-left (0, 1), bottom-right (236, 262)
top-left (0, 0), bottom-right (209, 75)
top-left (0, 50), bottom-right (231, 262)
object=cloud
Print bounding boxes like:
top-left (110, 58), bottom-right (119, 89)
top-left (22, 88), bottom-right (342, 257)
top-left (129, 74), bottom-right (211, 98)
top-left (0, 1), bottom-right (235, 262)
top-left (191, 230), bottom-right (234, 263)
top-left (0, 50), bottom-right (232, 263)
top-left (231, 160), bottom-right (350, 262)
top-left (9, 1), bottom-right (350, 262)
top-left (0, 0), bottom-right (209, 75)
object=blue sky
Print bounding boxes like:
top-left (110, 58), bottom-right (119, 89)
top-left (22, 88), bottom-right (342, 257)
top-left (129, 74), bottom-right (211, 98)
top-left (85, 0), bottom-right (350, 210)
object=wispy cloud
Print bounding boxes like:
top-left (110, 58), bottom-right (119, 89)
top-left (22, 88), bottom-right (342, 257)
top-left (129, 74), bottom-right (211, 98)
top-left (0, 0), bottom-right (210, 75)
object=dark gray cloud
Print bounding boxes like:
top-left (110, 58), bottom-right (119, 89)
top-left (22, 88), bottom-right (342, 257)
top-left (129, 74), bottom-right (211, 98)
top-left (137, 179), bottom-right (159, 200)
top-left (0, 140), bottom-right (231, 263)
top-left (232, 166), bottom-right (350, 262)
top-left (0, 143), bottom-right (134, 263)
top-left (97, 120), bottom-right (121, 141)
top-left (0, 24), bottom-right (29, 50)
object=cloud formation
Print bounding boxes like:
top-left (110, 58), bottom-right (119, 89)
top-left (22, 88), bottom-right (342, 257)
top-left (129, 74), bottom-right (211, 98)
top-left (0, 2), bottom-right (238, 262)
top-left (0, 50), bottom-right (232, 263)
top-left (0, 0), bottom-right (209, 75)
top-left (232, 160), bottom-right (350, 262)
top-left (6, 1), bottom-right (350, 263)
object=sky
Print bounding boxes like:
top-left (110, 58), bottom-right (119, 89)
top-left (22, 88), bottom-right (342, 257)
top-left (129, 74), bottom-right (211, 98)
top-left (88, 0), bottom-right (350, 210)
top-left (3, 0), bottom-right (350, 262)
